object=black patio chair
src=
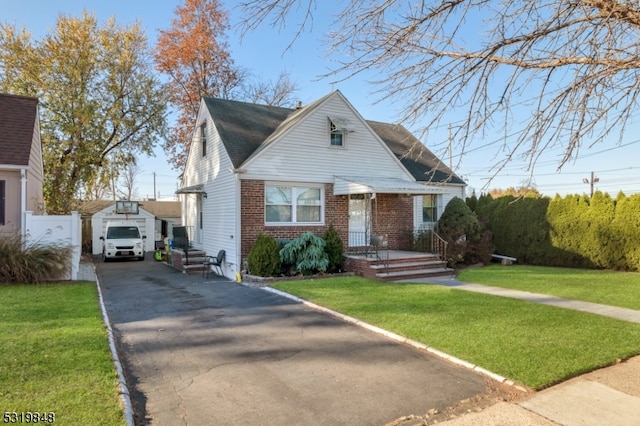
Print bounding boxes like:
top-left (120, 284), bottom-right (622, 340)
top-left (203, 249), bottom-right (225, 278)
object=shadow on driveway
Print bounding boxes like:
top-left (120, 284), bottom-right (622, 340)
top-left (96, 259), bottom-right (520, 425)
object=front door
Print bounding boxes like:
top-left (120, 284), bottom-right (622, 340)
top-left (348, 194), bottom-right (370, 247)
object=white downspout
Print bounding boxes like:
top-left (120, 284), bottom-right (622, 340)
top-left (230, 168), bottom-right (246, 281)
top-left (20, 168), bottom-right (27, 238)
top-left (235, 172), bottom-right (242, 281)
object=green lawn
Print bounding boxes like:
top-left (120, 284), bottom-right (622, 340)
top-left (273, 276), bottom-right (640, 390)
top-left (0, 283), bottom-right (126, 426)
top-left (457, 265), bottom-right (640, 310)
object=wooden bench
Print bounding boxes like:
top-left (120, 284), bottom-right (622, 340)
top-left (491, 254), bottom-right (517, 265)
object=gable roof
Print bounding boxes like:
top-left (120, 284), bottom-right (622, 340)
top-left (0, 93), bottom-right (39, 167)
top-left (203, 97), bottom-right (292, 168)
top-left (202, 92), bottom-right (465, 185)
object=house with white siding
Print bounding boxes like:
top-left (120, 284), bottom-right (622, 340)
top-left (178, 90), bottom-right (465, 279)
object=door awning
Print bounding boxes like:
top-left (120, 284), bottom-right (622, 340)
top-left (333, 176), bottom-right (446, 196)
top-left (175, 184), bottom-right (206, 196)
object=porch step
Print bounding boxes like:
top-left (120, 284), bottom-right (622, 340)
top-left (376, 267), bottom-right (454, 281)
top-left (345, 250), bottom-right (454, 281)
top-left (370, 260), bottom-right (445, 271)
top-left (171, 249), bottom-right (209, 274)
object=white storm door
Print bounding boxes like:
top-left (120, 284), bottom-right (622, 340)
top-left (348, 195), bottom-right (369, 247)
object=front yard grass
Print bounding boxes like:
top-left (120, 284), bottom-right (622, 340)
top-left (457, 265), bottom-right (640, 310)
top-left (0, 283), bottom-right (126, 426)
top-left (272, 276), bottom-right (640, 390)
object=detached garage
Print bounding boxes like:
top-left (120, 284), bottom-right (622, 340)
top-left (90, 201), bottom-right (156, 255)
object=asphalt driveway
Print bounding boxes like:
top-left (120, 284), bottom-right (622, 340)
top-left (96, 258), bottom-right (505, 425)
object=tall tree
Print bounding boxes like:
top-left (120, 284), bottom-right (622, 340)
top-left (240, 0), bottom-right (640, 176)
top-left (154, 0), bottom-right (241, 170)
top-left (0, 12), bottom-right (167, 214)
top-left (117, 160), bottom-right (142, 201)
top-left (240, 70), bottom-right (298, 106)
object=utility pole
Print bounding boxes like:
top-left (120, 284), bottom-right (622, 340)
top-left (582, 171), bottom-right (599, 197)
top-left (448, 125), bottom-right (453, 169)
top-left (153, 172), bottom-right (157, 200)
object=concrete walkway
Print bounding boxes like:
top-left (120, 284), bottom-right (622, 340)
top-left (422, 276), bottom-right (640, 323)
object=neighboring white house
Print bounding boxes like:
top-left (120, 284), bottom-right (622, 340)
top-left (178, 90), bottom-right (466, 280)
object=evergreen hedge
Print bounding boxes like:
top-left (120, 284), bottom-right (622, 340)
top-left (469, 191), bottom-right (640, 271)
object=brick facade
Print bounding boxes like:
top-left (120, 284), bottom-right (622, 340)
top-left (240, 179), bottom-right (415, 260)
top-left (371, 194), bottom-right (414, 250)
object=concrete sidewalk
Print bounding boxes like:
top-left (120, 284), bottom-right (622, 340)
top-left (415, 276), bottom-right (640, 425)
top-left (425, 276), bottom-right (640, 323)
top-left (442, 356), bottom-right (640, 426)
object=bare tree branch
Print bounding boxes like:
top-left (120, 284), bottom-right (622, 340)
top-left (240, 0), bottom-right (640, 179)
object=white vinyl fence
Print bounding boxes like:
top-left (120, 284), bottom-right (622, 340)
top-left (24, 211), bottom-right (81, 280)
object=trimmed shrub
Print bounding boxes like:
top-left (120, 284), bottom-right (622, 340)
top-left (247, 233), bottom-right (280, 277)
top-left (0, 232), bottom-right (70, 283)
top-left (436, 197), bottom-right (484, 266)
top-left (280, 232), bottom-right (329, 275)
top-left (323, 224), bottom-right (344, 272)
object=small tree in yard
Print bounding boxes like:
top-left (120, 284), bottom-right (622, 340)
top-left (437, 197), bottom-right (490, 266)
top-left (247, 233), bottom-right (280, 277)
top-left (323, 224), bottom-right (344, 273)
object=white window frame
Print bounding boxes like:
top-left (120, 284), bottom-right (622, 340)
top-left (422, 194), bottom-right (439, 224)
top-left (265, 184), bottom-right (324, 225)
top-left (200, 123), bottom-right (207, 157)
top-left (328, 117), bottom-right (348, 148)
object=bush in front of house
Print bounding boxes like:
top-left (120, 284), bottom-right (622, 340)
top-left (436, 197), bottom-right (492, 266)
top-left (0, 232), bottom-right (70, 283)
top-left (280, 231), bottom-right (329, 275)
top-left (323, 224), bottom-right (344, 273)
top-left (247, 233), bottom-right (281, 277)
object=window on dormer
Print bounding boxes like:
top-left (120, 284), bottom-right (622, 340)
top-left (200, 123), bottom-right (207, 157)
top-left (330, 119), bottom-right (344, 146)
top-left (329, 116), bottom-right (353, 147)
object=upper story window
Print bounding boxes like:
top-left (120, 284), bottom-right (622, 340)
top-left (200, 123), bottom-right (207, 157)
top-left (422, 194), bottom-right (439, 223)
top-left (330, 119), bottom-right (344, 147)
top-left (265, 185), bottom-right (323, 224)
top-left (328, 117), bottom-right (351, 147)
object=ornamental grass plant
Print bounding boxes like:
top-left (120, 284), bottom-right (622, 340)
top-left (0, 232), bottom-right (70, 284)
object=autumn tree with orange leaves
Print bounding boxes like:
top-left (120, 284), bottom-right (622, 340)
top-left (154, 0), bottom-right (241, 170)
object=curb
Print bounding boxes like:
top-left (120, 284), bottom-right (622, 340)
top-left (94, 265), bottom-right (135, 426)
top-left (262, 286), bottom-right (526, 391)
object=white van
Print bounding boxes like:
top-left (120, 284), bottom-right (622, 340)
top-left (100, 221), bottom-right (146, 261)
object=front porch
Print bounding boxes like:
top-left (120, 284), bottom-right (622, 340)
top-left (344, 249), bottom-right (453, 281)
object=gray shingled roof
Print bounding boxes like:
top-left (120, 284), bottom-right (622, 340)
top-left (203, 97), bottom-right (292, 168)
top-left (0, 93), bottom-right (38, 167)
top-left (202, 95), bottom-right (465, 185)
top-left (366, 121), bottom-right (465, 185)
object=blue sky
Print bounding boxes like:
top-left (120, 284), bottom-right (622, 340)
top-left (2, 0), bottom-right (639, 199)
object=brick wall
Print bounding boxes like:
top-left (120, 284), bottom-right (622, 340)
top-left (240, 180), bottom-right (349, 259)
top-left (371, 194), bottom-right (414, 250)
top-left (240, 180), bottom-right (414, 259)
